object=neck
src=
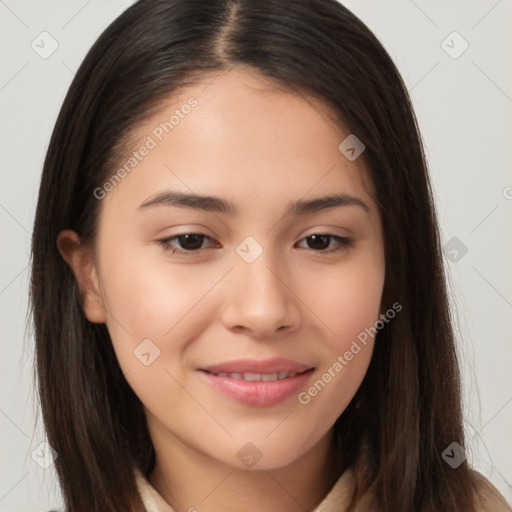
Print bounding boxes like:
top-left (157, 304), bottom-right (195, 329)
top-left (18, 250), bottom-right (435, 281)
top-left (147, 428), bottom-right (338, 512)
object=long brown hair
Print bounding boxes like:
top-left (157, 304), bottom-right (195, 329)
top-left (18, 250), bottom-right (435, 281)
top-left (30, 1), bottom-right (478, 510)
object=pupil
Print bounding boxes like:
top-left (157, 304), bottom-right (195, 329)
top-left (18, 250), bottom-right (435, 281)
top-left (179, 234), bottom-right (203, 250)
top-left (308, 234), bottom-right (329, 250)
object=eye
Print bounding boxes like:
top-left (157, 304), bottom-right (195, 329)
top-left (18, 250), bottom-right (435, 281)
top-left (295, 234), bottom-right (353, 254)
top-left (157, 233), bottom-right (218, 255)
top-left (157, 233), bottom-right (353, 257)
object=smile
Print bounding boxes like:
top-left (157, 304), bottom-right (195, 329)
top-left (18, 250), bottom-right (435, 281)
top-left (198, 358), bottom-right (315, 407)
top-left (208, 371), bottom-right (299, 381)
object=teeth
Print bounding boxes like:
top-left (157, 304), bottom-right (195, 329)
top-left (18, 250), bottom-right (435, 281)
top-left (243, 372), bottom-right (261, 381)
top-left (213, 371), bottom-right (299, 381)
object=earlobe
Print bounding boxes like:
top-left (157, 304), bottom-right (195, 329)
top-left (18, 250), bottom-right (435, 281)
top-left (56, 230), bottom-right (107, 323)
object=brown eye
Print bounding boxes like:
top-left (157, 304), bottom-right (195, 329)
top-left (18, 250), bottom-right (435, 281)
top-left (173, 234), bottom-right (205, 250)
top-left (296, 234), bottom-right (353, 254)
top-left (158, 233), bottom-right (217, 255)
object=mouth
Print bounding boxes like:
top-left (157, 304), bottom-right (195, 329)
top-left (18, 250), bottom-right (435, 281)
top-left (198, 358), bottom-right (315, 407)
top-left (199, 357), bottom-right (312, 375)
top-left (203, 370), bottom-right (304, 381)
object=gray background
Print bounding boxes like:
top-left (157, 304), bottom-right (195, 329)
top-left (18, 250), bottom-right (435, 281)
top-left (0, 1), bottom-right (511, 510)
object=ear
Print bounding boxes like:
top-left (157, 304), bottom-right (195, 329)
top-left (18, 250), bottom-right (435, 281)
top-left (56, 230), bottom-right (107, 323)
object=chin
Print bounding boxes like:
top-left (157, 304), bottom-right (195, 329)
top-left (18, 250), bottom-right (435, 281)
top-left (214, 435), bottom-right (318, 472)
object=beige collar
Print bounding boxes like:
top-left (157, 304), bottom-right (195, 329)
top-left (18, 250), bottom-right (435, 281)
top-left (134, 466), bottom-right (510, 511)
top-left (135, 467), bottom-right (358, 512)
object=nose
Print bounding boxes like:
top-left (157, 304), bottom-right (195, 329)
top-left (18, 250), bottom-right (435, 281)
top-left (219, 249), bottom-right (302, 339)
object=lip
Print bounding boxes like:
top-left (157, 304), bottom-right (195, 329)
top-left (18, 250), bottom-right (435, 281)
top-left (200, 357), bottom-right (312, 374)
top-left (198, 358), bottom-right (315, 407)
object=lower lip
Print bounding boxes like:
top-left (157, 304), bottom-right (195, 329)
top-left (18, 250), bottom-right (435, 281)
top-left (199, 370), bottom-right (314, 407)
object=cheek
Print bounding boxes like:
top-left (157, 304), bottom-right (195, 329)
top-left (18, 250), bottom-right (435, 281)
top-left (306, 256), bottom-right (385, 349)
top-left (97, 259), bottom-right (214, 413)
top-left (97, 248), bottom-right (218, 370)
top-left (296, 254), bottom-right (384, 417)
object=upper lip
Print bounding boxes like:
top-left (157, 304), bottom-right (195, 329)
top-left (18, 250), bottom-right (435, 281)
top-left (200, 357), bottom-right (313, 374)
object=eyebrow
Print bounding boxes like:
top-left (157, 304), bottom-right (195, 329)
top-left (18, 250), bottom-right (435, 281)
top-left (138, 190), bottom-right (370, 216)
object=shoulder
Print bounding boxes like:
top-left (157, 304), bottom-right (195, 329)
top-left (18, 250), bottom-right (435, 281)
top-left (470, 470), bottom-right (511, 511)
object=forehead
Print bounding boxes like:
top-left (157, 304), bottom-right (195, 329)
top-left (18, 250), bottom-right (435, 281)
top-left (103, 67), bottom-right (376, 214)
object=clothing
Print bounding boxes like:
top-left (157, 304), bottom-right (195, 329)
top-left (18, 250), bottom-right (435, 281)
top-left (134, 467), bottom-right (511, 512)
top-left (134, 467), bottom-right (360, 512)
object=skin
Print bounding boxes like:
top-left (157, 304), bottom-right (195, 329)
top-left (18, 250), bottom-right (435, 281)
top-left (58, 67), bottom-right (385, 512)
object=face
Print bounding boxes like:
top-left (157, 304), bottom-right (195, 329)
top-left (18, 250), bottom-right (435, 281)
top-left (60, 68), bottom-right (385, 471)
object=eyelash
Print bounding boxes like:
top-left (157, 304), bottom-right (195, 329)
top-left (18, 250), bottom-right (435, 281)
top-left (156, 233), bottom-right (354, 257)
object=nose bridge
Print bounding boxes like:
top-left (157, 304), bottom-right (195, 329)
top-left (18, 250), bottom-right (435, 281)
top-left (220, 236), bottom-right (300, 336)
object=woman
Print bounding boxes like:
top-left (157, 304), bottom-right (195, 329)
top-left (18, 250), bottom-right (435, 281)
top-left (31, 0), bottom-right (510, 511)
